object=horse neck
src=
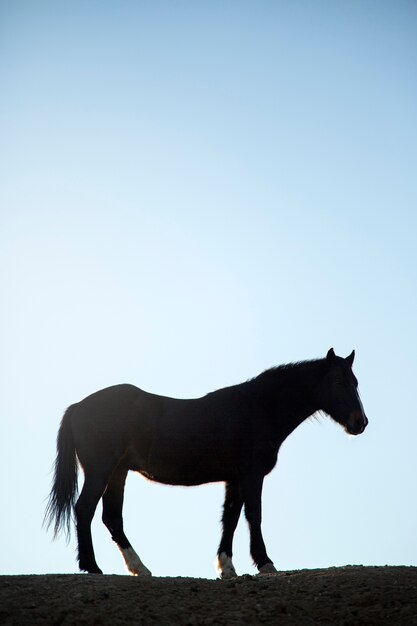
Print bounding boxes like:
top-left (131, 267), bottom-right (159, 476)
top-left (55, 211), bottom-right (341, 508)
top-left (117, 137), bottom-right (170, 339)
top-left (249, 359), bottom-right (325, 434)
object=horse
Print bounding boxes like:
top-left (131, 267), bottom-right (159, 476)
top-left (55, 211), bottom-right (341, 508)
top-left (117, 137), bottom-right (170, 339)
top-left (44, 348), bottom-right (368, 578)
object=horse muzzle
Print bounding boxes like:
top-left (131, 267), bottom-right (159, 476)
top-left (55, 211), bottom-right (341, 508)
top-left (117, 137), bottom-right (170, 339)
top-left (346, 411), bottom-right (368, 435)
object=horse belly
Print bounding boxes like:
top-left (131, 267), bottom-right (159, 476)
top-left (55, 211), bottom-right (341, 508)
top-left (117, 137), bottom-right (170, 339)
top-left (135, 434), bottom-right (236, 486)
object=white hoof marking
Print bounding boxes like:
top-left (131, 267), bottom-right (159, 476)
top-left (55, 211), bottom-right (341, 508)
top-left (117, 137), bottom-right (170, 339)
top-left (120, 547), bottom-right (152, 576)
top-left (216, 552), bottom-right (237, 579)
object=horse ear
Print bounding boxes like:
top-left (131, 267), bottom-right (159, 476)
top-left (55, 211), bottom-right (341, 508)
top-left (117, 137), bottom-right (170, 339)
top-left (326, 348), bottom-right (336, 362)
top-left (345, 350), bottom-right (355, 367)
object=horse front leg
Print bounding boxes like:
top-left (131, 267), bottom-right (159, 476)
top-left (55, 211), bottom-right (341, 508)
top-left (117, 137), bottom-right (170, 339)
top-left (216, 481), bottom-right (243, 579)
top-left (242, 474), bottom-right (277, 575)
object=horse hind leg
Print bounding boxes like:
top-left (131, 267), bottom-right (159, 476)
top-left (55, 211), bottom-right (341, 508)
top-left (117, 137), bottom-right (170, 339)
top-left (75, 472), bottom-right (109, 574)
top-left (102, 465), bottom-right (151, 576)
top-left (216, 482), bottom-right (243, 579)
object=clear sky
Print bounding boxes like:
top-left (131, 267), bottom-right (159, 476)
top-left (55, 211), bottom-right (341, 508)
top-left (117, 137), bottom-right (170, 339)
top-left (1, 0), bottom-right (416, 578)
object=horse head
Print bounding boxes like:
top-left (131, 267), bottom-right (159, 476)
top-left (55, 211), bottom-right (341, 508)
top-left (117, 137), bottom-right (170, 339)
top-left (318, 348), bottom-right (368, 435)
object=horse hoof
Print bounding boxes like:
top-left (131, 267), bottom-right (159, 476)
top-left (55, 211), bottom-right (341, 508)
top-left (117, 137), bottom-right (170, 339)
top-left (128, 563), bottom-right (152, 576)
top-left (258, 562), bottom-right (277, 575)
top-left (216, 552), bottom-right (238, 579)
top-left (132, 566), bottom-right (152, 577)
top-left (80, 565), bottom-right (103, 575)
top-left (220, 568), bottom-right (237, 580)
top-left (120, 547), bottom-right (152, 576)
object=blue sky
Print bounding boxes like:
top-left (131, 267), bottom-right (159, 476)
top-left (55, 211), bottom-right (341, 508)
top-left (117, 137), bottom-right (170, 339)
top-left (1, 1), bottom-right (416, 578)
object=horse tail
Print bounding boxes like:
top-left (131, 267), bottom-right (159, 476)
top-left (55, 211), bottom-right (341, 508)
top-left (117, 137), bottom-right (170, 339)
top-left (44, 404), bottom-right (79, 540)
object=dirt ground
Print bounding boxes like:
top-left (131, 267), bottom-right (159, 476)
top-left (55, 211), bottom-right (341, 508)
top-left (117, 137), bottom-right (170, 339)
top-left (1, 566), bottom-right (417, 625)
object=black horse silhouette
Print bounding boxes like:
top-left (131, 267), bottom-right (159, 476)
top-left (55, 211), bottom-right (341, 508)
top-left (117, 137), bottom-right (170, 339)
top-left (45, 348), bottom-right (367, 577)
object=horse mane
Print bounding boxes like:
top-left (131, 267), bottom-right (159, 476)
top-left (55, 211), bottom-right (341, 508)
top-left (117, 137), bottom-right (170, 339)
top-left (238, 358), bottom-right (327, 401)
top-left (252, 358), bottom-right (325, 383)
